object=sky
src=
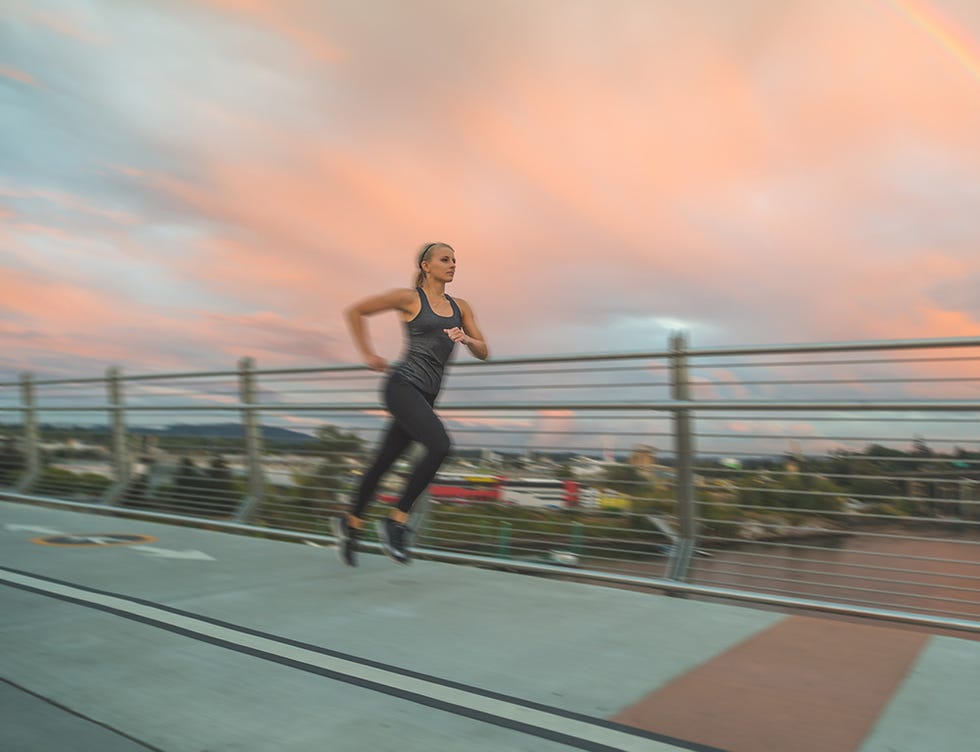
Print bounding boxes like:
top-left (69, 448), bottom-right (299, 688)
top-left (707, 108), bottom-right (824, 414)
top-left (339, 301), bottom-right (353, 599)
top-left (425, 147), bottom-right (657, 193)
top-left (2, 0), bottom-right (980, 385)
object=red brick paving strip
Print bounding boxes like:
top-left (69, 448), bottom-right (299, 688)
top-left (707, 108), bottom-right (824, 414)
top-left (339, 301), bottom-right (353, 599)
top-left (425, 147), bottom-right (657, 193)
top-left (612, 615), bottom-right (929, 752)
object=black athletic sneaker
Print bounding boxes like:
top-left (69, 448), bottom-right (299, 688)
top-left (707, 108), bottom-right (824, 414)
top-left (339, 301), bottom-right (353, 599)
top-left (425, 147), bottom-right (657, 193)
top-left (331, 515), bottom-right (358, 567)
top-left (377, 517), bottom-right (411, 565)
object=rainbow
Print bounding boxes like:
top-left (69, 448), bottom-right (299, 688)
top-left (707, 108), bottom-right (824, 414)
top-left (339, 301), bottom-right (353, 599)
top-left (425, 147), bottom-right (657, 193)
top-left (890, 0), bottom-right (980, 81)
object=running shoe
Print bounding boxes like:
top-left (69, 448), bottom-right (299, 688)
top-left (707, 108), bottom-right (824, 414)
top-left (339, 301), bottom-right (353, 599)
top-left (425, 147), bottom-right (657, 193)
top-left (331, 515), bottom-right (358, 567)
top-left (377, 517), bottom-right (411, 565)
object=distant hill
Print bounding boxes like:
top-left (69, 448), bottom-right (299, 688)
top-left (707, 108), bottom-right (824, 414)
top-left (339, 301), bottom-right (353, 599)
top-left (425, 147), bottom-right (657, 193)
top-left (131, 423), bottom-right (316, 443)
top-left (0, 421), bottom-right (317, 444)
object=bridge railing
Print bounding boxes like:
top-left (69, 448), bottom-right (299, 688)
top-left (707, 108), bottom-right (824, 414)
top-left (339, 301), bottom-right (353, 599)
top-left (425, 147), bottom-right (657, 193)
top-left (2, 334), bottom-right (979, 633)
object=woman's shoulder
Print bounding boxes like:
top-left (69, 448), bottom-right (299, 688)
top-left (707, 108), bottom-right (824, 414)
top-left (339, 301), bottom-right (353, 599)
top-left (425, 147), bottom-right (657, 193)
top-left (392, 287), bottom-right (422, 310)
top-left (384, 287), bottom-right (421, 303)
top-left (348, 287), bottom-right (418, 315)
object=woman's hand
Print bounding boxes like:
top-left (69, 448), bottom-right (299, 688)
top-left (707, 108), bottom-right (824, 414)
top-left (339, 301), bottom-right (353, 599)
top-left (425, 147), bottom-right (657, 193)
top-left (365, 354), bottom-right (388, 372)
top-left (443, 327), bottom-right (469, 345)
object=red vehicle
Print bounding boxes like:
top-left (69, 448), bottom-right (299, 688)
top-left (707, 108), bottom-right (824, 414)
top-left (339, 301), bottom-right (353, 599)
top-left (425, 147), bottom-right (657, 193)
top-left (379, 474), bottom-right (581, 508)
top-left (379, 473), bottom-right (502, 505)
top-left (429, 473), bottom-right (502, 504)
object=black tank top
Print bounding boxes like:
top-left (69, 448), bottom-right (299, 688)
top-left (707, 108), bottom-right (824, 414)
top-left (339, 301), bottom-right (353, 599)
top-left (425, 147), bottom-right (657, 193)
top-left (393, 287), bottom-right (462, 395)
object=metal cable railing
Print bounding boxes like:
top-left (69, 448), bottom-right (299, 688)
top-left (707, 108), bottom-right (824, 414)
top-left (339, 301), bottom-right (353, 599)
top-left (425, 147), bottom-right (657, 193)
top-left (2, 336), bottom-right (980, 633)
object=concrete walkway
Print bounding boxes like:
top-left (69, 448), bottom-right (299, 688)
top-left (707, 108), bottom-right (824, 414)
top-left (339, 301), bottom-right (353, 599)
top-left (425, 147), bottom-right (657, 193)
top-left (1, 500), bottom-right (978, 752)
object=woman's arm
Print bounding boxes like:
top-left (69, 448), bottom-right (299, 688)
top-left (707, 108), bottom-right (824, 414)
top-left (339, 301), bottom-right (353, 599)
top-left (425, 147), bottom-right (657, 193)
top-left (445, 298), bottom-right (489, 360)
top-left (344, 288), bottom-right (416, 371)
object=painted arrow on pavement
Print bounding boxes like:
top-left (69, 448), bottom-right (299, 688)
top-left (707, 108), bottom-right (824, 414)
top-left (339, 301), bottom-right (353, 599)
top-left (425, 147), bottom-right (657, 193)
top-left (133, 546), bottom-right (215, 561)
top-left (6, 523), bottom-right (215, 561)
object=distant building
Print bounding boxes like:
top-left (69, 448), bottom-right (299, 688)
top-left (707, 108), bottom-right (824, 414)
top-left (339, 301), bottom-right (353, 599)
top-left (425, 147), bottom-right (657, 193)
top-left (595, 489), bottom-right (631, 511)
top-left (628, 444), bottom-right (657, 475)
top-left (569, 456), bottom-right (609, 479)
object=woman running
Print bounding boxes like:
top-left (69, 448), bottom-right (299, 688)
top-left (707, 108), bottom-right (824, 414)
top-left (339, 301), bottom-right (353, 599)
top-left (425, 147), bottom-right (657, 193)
top-left (333, 242), bottom-right (489, 565)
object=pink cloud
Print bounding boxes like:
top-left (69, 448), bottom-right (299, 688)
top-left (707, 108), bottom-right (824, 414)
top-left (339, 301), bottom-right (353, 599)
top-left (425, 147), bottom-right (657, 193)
top-left (0, 184), bottom-right (138, 225)
top-left (0, 65), bottom-right (40, 87)
top-left (0, 267), bottom-right (123, 330)
top-left (27, 10), bottom-right (105, 45)
top-left (194, 310), bottom-right (343, 365)
top-left (201, 0), bottom-right (345, 63)
top-left (0, 258), bottom-right (334, 375)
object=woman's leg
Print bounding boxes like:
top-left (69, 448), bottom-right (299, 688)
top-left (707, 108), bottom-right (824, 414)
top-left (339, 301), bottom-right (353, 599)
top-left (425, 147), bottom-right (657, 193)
top-left (334, 379), bottom-right (415, 566)
top-left (348, 419), bottom-right (413, 520)
top-left (385, 377), bottom-right (451, 515)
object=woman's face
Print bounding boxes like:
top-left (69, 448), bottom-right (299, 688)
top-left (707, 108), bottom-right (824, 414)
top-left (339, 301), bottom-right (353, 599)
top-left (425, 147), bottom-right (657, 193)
top-left (424, 247), bottom-right (456, 283)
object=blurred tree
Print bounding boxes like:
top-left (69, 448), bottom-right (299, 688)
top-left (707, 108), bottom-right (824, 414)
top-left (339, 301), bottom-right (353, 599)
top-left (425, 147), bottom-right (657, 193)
top-left (0, 437), bottom-right (24, 485)
top-left (554, 461), bottom-right (575, 481)
top-left (295, 425), bottom-right (366, 505)
top-left (201, 454), bottom-right (238, 516)
top-left (171, 456), bottom-right (201, 514)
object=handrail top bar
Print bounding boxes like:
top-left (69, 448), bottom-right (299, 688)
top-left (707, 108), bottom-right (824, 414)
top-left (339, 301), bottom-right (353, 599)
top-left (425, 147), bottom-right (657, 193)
top-left (451, 335), bottom-right (980, 368)
top-left (5, 335), bottom-right (980, 386)
top-left (0, 364), bottom-right (368, 387)
top-left (665, 336), bottom-right (980, 359)
top-left (0, 370), bottom-right (239, 387)
top-left (4, 399), bottom-right (980, 412)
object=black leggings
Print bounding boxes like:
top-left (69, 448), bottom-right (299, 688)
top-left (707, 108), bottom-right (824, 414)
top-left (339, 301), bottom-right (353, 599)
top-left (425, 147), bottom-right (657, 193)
top-left (349, 373), bottom-right (451, 518)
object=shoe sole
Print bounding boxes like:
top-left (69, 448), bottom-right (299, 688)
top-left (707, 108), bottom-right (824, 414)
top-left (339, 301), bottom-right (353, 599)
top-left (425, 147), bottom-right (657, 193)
top-left (331, 517), bottom-right (356, 567)
top-left (376, 519), bottom-right (411, 565)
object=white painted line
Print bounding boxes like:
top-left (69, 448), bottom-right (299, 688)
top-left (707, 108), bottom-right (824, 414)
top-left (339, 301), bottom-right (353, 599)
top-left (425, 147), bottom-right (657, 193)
top-left (4, 524), bottom-right (65, 535)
